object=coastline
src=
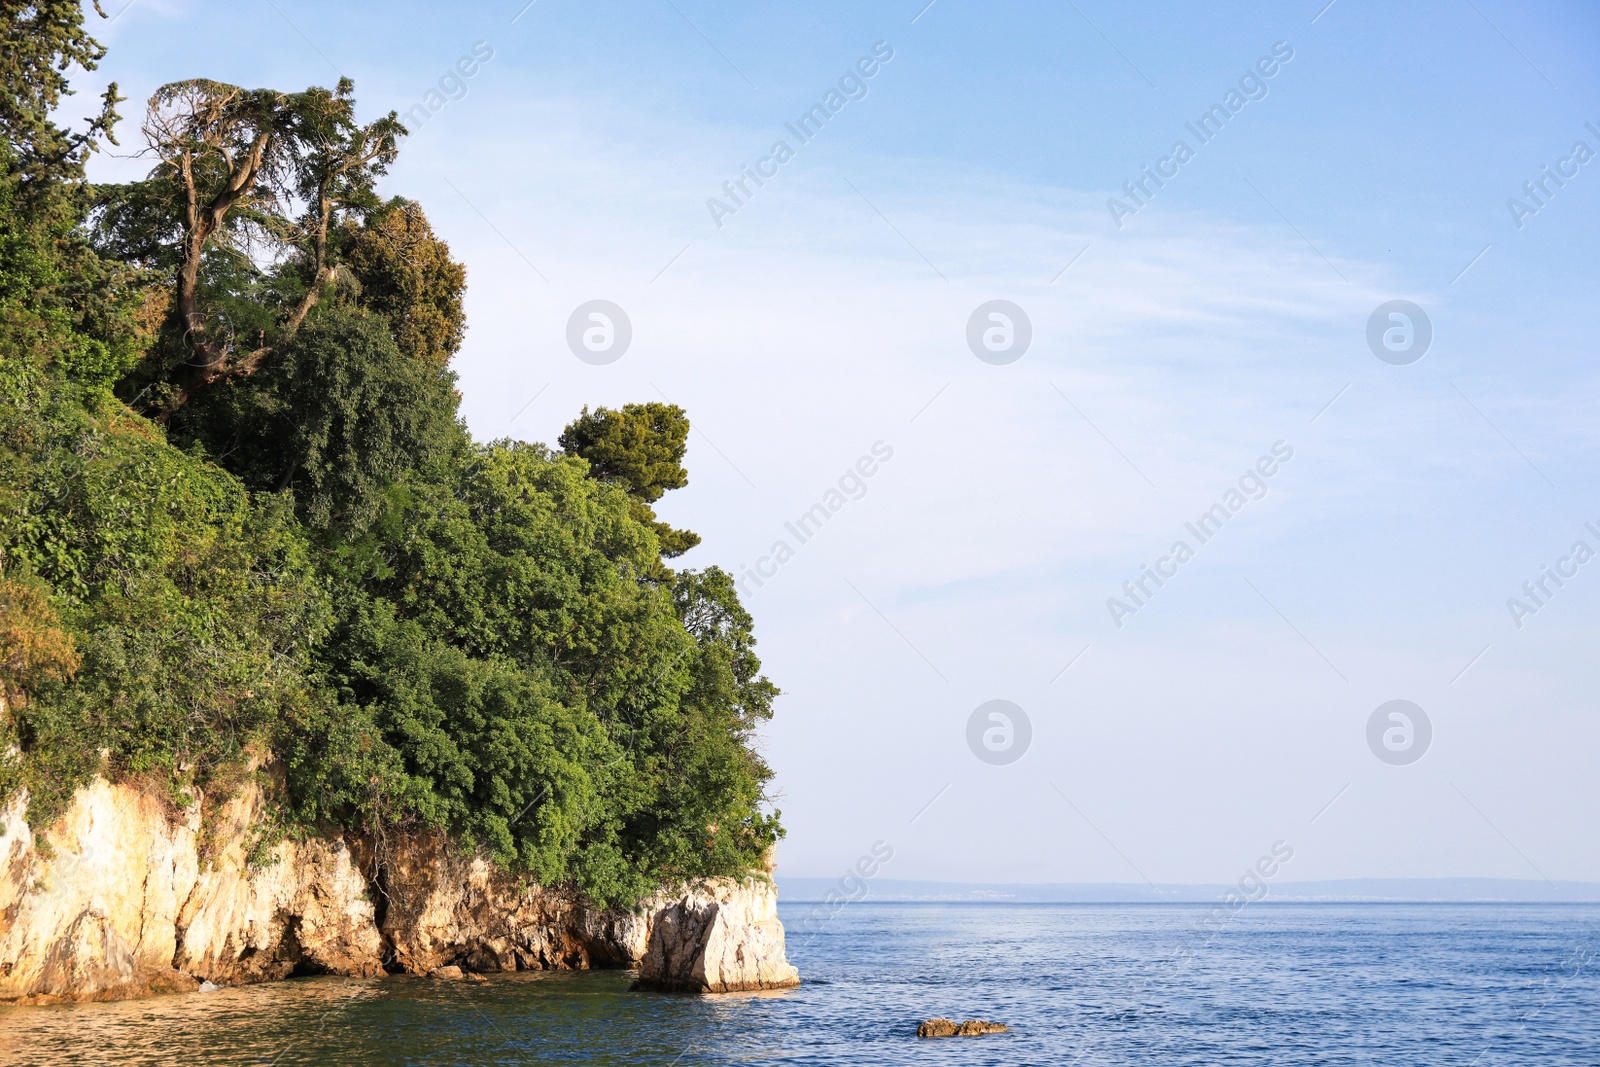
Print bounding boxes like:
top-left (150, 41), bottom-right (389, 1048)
top-left (0, 778), bottom-right (798, 1005)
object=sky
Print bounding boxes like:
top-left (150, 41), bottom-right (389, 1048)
top-left (74, 0), bottom-right (1600, 887)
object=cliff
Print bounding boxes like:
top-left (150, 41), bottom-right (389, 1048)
top-left (0, 778), bottom-right (798, 1004)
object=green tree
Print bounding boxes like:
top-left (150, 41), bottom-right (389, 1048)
top-left (0, 2), bottom-right (145, 393)
top-left (284, 439), bottom-right (781, 904)
top-left (164, 302), bottom-right (462, 533)
top-left (99, 77), bottom-right (401, 415)
top-left (559, 402), bottom-right (702, 558)
top-left (0, 377), bottom-right (331, 827)
top-left (0, 1), bottom-right (120, 196)
top-left (343, 197), bottom-right (466, 367)
top-left (96, 82), bottom-right (465, 535)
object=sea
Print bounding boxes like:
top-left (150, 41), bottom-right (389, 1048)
top-left (2, 902), bottom-right (1596, 1065)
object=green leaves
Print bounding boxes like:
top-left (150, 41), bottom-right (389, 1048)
top-left (559, 402), bottom-right (692, 505)
top-left (0, 374), bottom-right (330, 829)
top-left (342, 198), bottom-right (465, 367)
top-left (297, 440), bottom-right (779, 906)
top-left (559, 402), bottom-right (703, 559)
top-left (167, 303), bottom-right (461, 534)
top-left (0, 1), bottom-right (120, 191)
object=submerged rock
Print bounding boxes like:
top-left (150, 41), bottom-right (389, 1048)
top-left (917, 1018), bottom-right (1009, 1038)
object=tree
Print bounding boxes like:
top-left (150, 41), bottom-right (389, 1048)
top-left (0, 2), bottom-right (144, 392)
top-left (165, 302), bottom-right (463, 533)
top-left (113, 77), bottom-right (402, 415)
top-left (116, 186), bottom-right (470, 535)
top-left (295, 442), bottom-right (779, 905)
top-left (343, 197), bottom-right (465, 366)
top-left (559, 403), bottom-right (702, 558)
top-left (0, 1), bottom-right (121, 196)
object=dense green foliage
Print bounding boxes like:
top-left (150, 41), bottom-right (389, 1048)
top-left (0, 5), bottom-right (779, 906)
top-left (560, 402), bottom-right (703, 559)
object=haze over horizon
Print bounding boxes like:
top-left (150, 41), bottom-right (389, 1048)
top-left (78, 0), bottom-right (1600, 887)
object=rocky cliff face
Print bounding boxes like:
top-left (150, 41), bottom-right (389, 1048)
top-left (0, 778), bottom-right (798, 1004)
top-left (634, 879), bottom-right (799, 993)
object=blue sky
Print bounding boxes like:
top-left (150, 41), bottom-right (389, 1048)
top-left (79, 0), bottom-right (1600, 885)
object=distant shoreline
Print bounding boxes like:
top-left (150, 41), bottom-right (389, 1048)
top-left (776, 877), bottom-right (1600, 905)
top-left (778, 899), bottom-right (1600, 906)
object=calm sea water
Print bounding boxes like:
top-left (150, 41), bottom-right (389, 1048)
top-left (2, 903), bottom-right (1597, 1065)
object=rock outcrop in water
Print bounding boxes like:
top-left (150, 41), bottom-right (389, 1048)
top-left (632, 879), bottom-right (800, 993)
top-left (917, 1018), bottom-right (1009, 1038)
top-left (0, 778), bottom-right (798, 1004)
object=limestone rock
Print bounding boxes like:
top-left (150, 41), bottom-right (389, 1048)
top-left (0, 776), bottom-right (799, 1003)
top-left (376, 828), bottom-right (644, 975)
top-left (632, 877), bottom-right (800, 994)
top-left (175, 781), bottom-right (385, 984)
top-left (0, 780), bottom-right (202, 1003)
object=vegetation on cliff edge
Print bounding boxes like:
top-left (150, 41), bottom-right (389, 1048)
top-left (0, 2), bottom-right (780, 907)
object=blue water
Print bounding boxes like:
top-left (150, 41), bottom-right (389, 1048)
top-left (2, 903), bottom-right (1596, 1065)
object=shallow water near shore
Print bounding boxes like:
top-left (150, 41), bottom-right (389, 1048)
top-left (3, 902), bottom-right (1597, 1065)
